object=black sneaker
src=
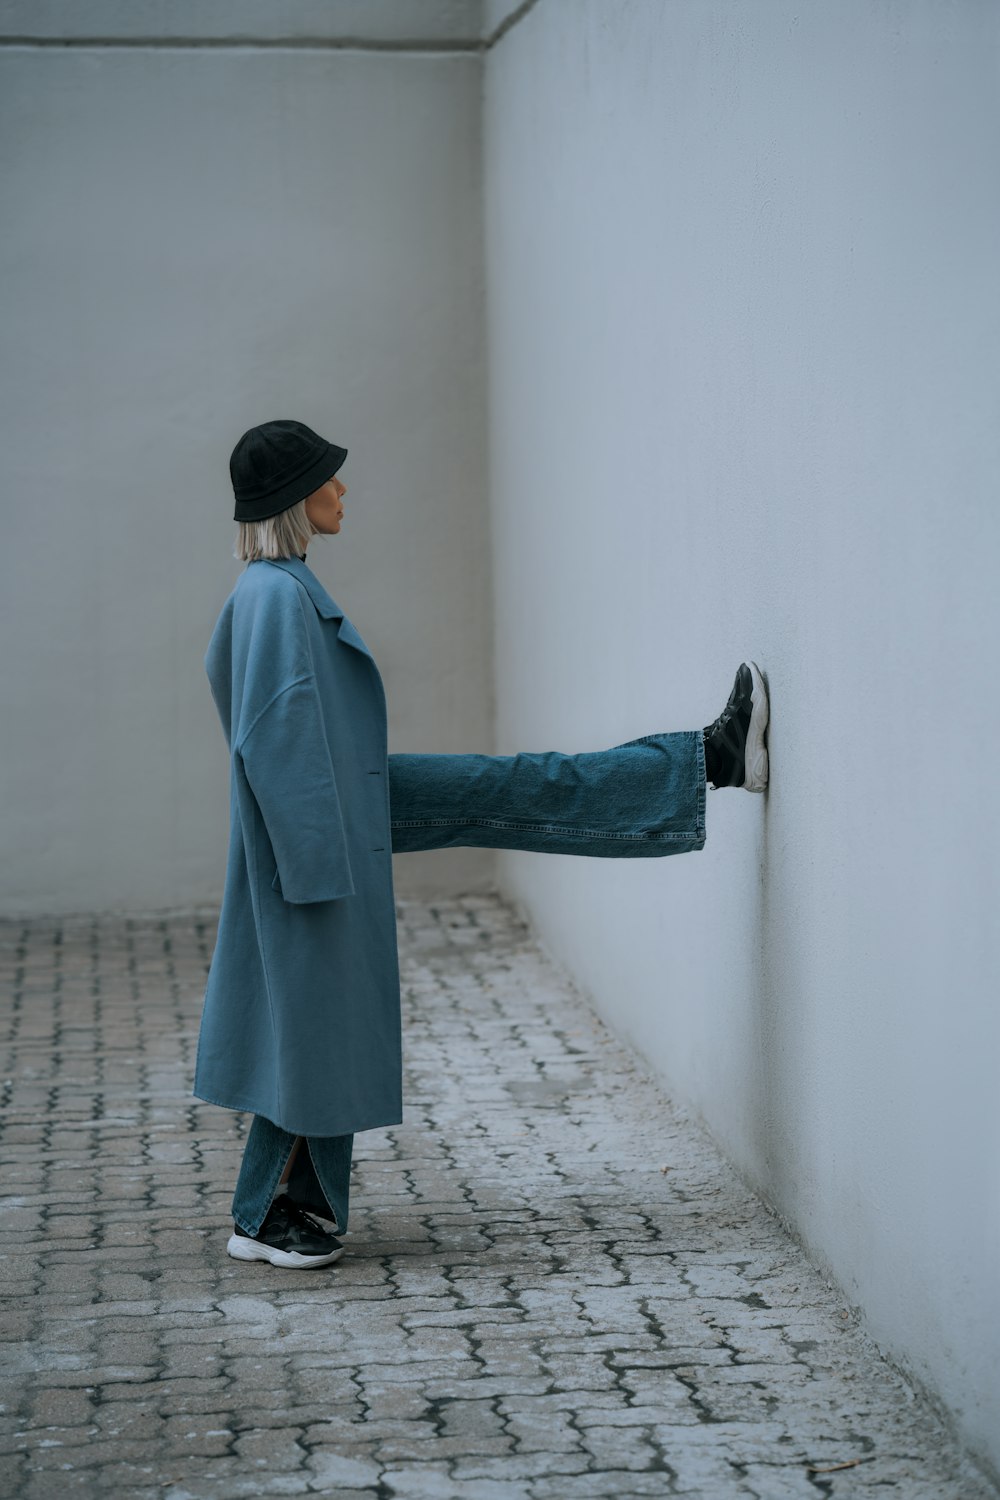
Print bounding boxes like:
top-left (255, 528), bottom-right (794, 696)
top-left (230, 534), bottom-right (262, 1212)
top-left (226, 1194), bottom-right (345, 1268)
top-left (703, 661), bottom-right (769, 792)
top-left (291, 1196), bottom-right (340, 1232)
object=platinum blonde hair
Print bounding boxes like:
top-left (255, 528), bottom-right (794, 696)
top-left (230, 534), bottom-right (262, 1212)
top-left (234, 498), bottom-right (316, 562)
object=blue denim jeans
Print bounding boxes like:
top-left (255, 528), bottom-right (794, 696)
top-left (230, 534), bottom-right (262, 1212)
top-left (231, 727), bottom-right (707, 1234)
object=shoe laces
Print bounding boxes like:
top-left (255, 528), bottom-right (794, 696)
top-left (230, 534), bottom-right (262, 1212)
top-left (707, 670), bottom-right (750, 751)
top-left (276, 1194), bottom-right (331, 1236)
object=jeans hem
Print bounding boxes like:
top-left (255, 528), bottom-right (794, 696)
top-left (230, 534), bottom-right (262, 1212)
top-left (694, 727), bottom-right (707, 840)
top-left (389, 818), bottom-right (702, 841)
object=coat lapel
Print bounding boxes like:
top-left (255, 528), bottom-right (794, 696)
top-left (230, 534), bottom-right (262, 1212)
top-left (262, 557), bottom-right (375, 663)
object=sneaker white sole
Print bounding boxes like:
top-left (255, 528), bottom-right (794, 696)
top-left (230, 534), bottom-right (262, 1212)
top-left (226, 1232), bottom-right (345, 1268)
top-left (743, 661), bottom-right (770, 792)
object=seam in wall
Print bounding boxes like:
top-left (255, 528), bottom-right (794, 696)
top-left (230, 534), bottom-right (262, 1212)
top-left (0, 0), bottom-right (543, 52)
top-left (0, 36), bottom-right (483, 51)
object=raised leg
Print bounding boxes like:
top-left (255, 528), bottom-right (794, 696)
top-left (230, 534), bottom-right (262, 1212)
top-left (388, 728), bottom-right (706, 857)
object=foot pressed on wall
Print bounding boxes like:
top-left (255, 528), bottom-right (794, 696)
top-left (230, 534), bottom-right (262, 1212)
top-left (703, 661), bottom-right (769, 792)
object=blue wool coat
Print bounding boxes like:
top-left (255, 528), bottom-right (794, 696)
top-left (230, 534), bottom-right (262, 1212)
top-left (194, 555), bottom-right (402, 1138)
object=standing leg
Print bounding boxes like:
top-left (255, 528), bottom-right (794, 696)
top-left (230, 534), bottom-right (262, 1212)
top-left (388, 728), bottom-right (707, 857)
top-left (231, 1114), bottom-right (354, 1236)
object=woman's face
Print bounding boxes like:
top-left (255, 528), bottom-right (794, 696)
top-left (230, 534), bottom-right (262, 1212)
top-left (303, 474), bottom-right (347, 536)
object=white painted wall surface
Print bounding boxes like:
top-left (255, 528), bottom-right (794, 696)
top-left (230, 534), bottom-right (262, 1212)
top-left (0, 1), bottom-right (493, 913)
top-left (483, 0), bottom-right (999, 1481)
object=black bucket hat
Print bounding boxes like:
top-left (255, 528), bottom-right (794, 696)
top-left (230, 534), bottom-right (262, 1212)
top-left (230, 419), bottom-right (348, 522)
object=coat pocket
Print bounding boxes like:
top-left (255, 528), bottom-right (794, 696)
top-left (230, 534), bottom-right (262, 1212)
top-left (271, 863), bottom-right (282, 895)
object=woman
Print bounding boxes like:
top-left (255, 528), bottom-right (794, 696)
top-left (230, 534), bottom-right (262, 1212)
top-left (196, 418), bottom-right (770, 1269)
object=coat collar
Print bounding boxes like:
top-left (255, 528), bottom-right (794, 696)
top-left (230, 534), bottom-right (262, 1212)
top-left (260, 555), bottom-right (343, 619)
top-left (256, 556), bottom-right (374, 663)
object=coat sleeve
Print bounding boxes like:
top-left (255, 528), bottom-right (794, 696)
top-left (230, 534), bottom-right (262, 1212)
top-left (236, 673), bottom-right (356, 904)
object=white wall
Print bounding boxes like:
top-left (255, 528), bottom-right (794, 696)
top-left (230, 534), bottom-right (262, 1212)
top-left (483, 0), bottom-right (1000, 1482)
top-left (0, 0), bottom-right (494, 914)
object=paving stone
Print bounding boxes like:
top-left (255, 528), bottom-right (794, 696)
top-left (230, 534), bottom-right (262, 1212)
top-left (28, 1388), bottom-right (96, 1427)
top-left (303, 1449), bottom-right (382, 1487)
top-left (0, 895), bottom-right (996, 1500)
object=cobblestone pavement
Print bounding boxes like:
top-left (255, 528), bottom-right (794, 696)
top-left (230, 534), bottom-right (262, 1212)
top-left (1, 891), bottom-right (996, 1500)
